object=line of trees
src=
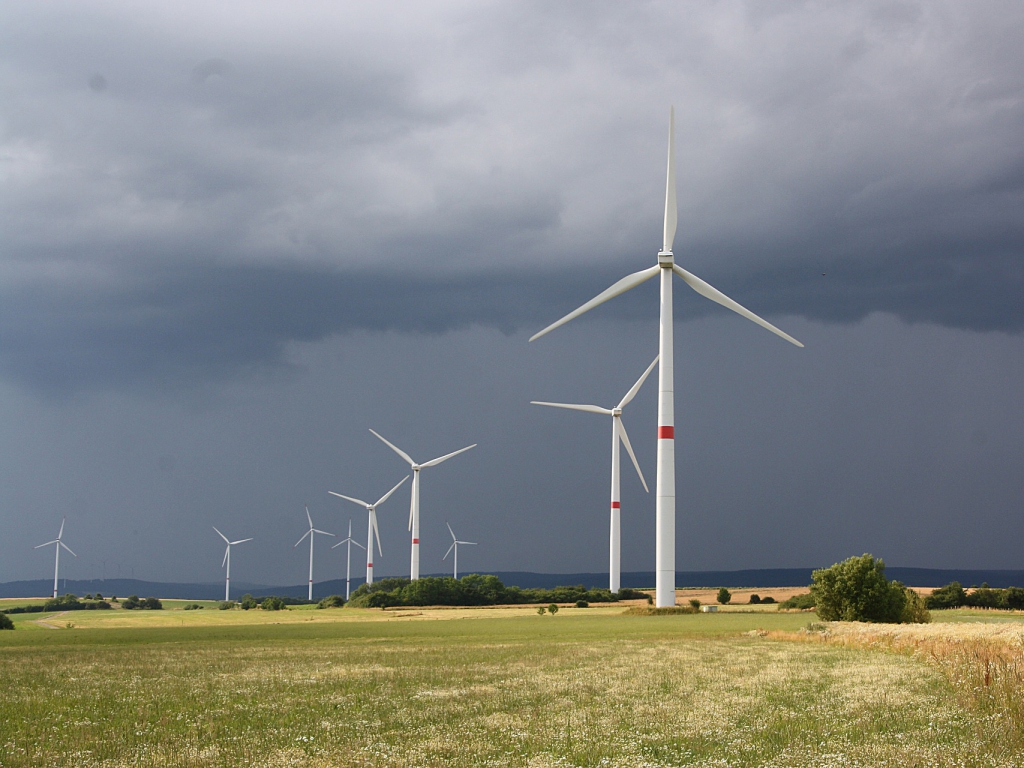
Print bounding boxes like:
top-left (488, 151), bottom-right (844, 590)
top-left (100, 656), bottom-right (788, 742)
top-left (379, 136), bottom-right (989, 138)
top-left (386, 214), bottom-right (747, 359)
top-left (925, 582), bottom-right (1024, 610)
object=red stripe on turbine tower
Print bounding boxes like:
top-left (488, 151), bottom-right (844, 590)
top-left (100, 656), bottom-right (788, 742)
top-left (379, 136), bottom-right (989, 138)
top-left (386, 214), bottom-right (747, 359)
top-left (412, 538), bottom-right (419, 544)
top-left (658, 426), bottom-right (674, 439)
top-left (611, 501), bottom-right (620, 508)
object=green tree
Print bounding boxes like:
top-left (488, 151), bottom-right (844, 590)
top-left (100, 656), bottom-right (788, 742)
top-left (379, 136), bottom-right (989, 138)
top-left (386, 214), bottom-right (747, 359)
top-left (548, 603), bottom-right (559, 615)
top-left (925, 582), bottom-right (967, 609)
top-left (689, 598), bottom-right (701, 610)
top-left (716, 588), bottom-right (731, 605)
top-left (260, 596), bottom-right (286, 611)
top-left (811, 554), bottom-right (927, 623)
top-left (749, 594), bottom-right (761, 604)
top-left (0, 612), bottom-right (13, 630)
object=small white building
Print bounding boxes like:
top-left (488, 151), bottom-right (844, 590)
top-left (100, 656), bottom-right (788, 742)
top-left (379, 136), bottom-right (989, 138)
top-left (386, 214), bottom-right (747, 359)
top-left (700, 605), bottom-right (718, 612)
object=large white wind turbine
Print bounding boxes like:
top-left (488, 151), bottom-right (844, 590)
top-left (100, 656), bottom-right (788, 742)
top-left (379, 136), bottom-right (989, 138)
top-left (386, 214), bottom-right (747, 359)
top-left (34, 518), bottom-right (76, 599)
top-left (532, 355), bottom-right (659, 593)
top-left (443, 522), bottom-right (477, 580)
top-left (369, 430), bottom-right (476, 580)
top-left (530, 108), bottom-right (803, 607)
top-left (293, 506), bottom-right (335, 601)
top-left (330, 520), bottom-right (365, 600)
top-left (213, 527), bottom-right (252, 602)
top-left (329, 475), bottom-right (408, 591)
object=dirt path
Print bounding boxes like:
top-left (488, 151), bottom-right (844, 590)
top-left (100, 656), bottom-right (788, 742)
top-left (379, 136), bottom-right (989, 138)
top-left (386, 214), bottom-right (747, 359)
top-left (32, 610), bottom-right (71, 629)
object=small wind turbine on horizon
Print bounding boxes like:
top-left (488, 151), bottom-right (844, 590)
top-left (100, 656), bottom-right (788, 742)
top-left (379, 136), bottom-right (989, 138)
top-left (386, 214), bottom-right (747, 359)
top-left (443, 521), bottom-right (476, 580)
top-left (213, 527), bottom-right (252, 602)
top-left (294, 506), bottom-right (335, 601)
top-left (369, 430), bottom-right (476, 581)
top-left (532, 355), bottom-right (658, 593)
top-left (330, 520), bottom-right (365, 600)
top-left (329, 475), bottom-right (408, 591)
top-left (34, 517), bottom-right (76, 599)
top-left (530, 107), bottom-right (803, 607)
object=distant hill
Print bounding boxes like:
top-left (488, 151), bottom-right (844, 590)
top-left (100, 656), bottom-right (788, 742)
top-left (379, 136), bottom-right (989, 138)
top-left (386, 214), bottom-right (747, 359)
top-left (4, 567), bottom-right (1024, 601)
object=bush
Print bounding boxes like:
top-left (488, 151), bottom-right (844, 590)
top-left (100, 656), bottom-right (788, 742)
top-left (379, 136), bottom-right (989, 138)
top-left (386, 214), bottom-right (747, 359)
top-left (143, 597), bottom-right (162, 610)
top-left (0, 613), bottom-right (13, 630)
top-left (239, 594), bottom-right (258, 610)
top-left (318, 595), bottom-right (346, 609)
top-left (575, 600), bottom-right (589, 608)
top-left (749, 594), bottom-right (761, 604)
top-left (925, 582), bottom-right (967, 609)
top-left (261, 596), bottom-right (286, 611)
top-left (219, 601), bottom-right (236, 610)
top-left (616, 588), bottom-right (649, 601)
top-left (779, 593), bottom-right (815, 610)
top-left (548, 603), bottom-right (559, 615)
top-left (121, 595), bottom-right (140, 610)
top-left (901, 587), bottom-right (931, 624)
top-left (182, 603), bottom-right (203, 611)
top-left (688, 599), bottom-right (701, 610)
top-left (811, 554), bottom-right (928, 623)
top-left (761, 596), bottom-right (776, 604)
top-left (716, 588), bottom-right (731, 605)
top-left (1005, 587), bottom-right (1024, 610)
top-left (536, 606), bottom-right (546, 615)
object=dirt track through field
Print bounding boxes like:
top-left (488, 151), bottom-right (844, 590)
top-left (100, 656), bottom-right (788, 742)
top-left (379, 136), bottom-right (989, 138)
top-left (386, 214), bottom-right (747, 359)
top-left (31, 610), bottom-right (70, 629)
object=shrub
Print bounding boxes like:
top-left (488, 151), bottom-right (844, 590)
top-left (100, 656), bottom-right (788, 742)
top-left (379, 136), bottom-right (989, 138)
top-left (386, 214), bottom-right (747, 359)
top-left (121, 595), bottom-right (140, 610)
top-left (536, 606), bottom-right (546, 615)
top-left (182, 603), bottom-right (203, 611)
top-left (318, 595), bottom-right (346, 609)
top-left (239, 594), bottom-right (258, 610)
top-left (0, 613), bottom-right (13, 630)
top-left (84, 594), bottom-right (93, 600)
top-left (44, 594), bottom-right (80, 611)
top-left (925, 582), bottom-right (967, 609)
top-left (616, 588), bottom-right (648, 601)
top-left (218, 601), bottom-right (236, 610)
top-left (966, 585), bottom-right (1005, 609)
top-left (688, 598), bottom-right (701, 610)
top-left (95, 593), bottom-right (102, 600)
top-left (575, 600), bottom-right (589, 608)
top-left (548, 603), bottom-right (559, 615)
top-left (749, 594), bottom-right (761, 604)
top-left (761, 596), bottom-right (776, 604)
top-left (716, 588), bottom-right (731, 605)
top-left (811, 554), bottom-right (928, 623)
top-left (779, 593), bottom-right (816, 610)
top-left (645, 594), bottom-right (654, 605)
top-left (143, 597), bottom-right (162, 610)
top-left (1004, 587), bottom-right (1024, 610)
top-left (901, 587), bottom-right (932, 624)
top-left (261, 596), bottom-right (286, 611)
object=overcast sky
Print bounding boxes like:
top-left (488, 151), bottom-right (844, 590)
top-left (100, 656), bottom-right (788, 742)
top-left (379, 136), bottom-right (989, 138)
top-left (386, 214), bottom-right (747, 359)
top-left (2, 1), bottom-right (1023, 587)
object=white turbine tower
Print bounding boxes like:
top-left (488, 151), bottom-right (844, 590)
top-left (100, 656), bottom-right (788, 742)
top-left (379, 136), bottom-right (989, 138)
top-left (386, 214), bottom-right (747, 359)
top-left (329, 475), bottom-right (408, 590)
top-left (293, 506), bottom-right (335, 601)
top-left (213, 527), bottom-right (252, 602)
top-left (443, 522), bottom-right (477, 580)
top-left (532, 355), bottom-right (659, 593)
top-left (34, 517), bottom-right (76, 599)
top-left (530, 108), bottom-right (803, 607)
top-left (330, 520), bottom-right (365, 600)
top-left (369, 430), bottom-right (476, 580)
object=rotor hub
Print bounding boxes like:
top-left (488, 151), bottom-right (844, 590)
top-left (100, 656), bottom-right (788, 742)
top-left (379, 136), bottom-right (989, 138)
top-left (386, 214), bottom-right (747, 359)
top-left (658, 250), bottom-right (674, 267)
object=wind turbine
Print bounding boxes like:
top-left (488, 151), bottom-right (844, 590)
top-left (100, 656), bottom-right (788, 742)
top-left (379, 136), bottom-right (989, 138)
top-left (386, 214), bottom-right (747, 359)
top-left (34, 517), bottom-right (76, 599)
top-left (330, 520), bottom-right (365, 600)
top-left (443, 521), bottom-right (476, 580)
top-left (369, 430), bottom-right (476, 580)
top-left (213, 527), bottom-right (252, 602)
top-left (532, 355), bottom-right (658, 593)
top-left (530, 108), bottom-right (803, 607)
top-left (293, 506), bottom-right (335, 601)
top-left (329, 475), bottom-right (408, 590)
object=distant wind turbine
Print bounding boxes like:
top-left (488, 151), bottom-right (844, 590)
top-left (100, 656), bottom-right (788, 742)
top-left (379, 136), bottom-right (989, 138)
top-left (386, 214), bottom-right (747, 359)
top-left (330, 520), bottom-right (365, 600)
top-left (213, 527), bottom-right (252, 602)
top-left (329, 475), bottom-right (408, 590)
top-left (294, 506), bottom-right (335, 601)
top-left (532, 355), bottom-right (658, 593)
top-left (34, 518), bottom-right (76, 599)
top-left (443, 522), bottom-right (476, 580)
top-left (369, 430), bottom-right (476, 580)
top-left (530, 108), bottom-right (803, 607)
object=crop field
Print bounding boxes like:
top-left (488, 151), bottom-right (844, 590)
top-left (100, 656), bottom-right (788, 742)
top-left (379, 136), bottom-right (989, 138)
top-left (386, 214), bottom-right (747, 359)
top-left (3, 602), bottom-right (1024, 767)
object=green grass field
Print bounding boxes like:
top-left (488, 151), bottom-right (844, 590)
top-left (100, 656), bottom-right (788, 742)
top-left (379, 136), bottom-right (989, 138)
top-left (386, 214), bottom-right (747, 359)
top-left (2, 605), bottom-right (1023, 767)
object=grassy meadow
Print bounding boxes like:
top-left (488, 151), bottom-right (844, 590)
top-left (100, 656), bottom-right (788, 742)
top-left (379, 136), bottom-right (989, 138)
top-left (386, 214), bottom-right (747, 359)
top-left (2, 600), bottom-right (1024, 767)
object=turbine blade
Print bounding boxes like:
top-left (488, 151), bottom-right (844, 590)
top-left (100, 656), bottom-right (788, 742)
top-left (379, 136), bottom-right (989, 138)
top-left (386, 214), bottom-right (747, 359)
top-left (673, 265), bottom-right (804, 347)
top-left (443, 542), bottom-right (456, 560)
top-left (60, 542), bottom-right (77, 558)
top-left (58, 517), bottom-right (66, 540)
top-left (531, 401), bottom-right (612, 415)
top-left (372, 511), bottom-right (382, 556)
top-left (329, 491), bottom-right (370, 508)
top-left (305, 506), bottom-right (313, 529)
top-left (460, 541), bottom-right (478, 546)
top-left (663, 106), bottom-right (677, 253)
top-left (529, 265), bottom-right (660, 342)
top-left (35, 540), bottom-right (58, 548)
top-left (369, 429), bottom-right (416, 466)
top-left (213, 526), bottom-right (230, 544)
top-left (421, 444), bottom-right (476, 468)
top-left (313, 529), bottom-right (336, 537)
top-left (375, 475), bottom-right (409, 507)
top-left (353, 539), bottom-right (367, 551)
top-left (231, 538), bottom-right (253, 545)
top-left (331, 539), bottom-right (345, 549)
top-left (618, 355), bottom-right (659, 409)
top-left (222, 547), bottom-right (229, 568)
top-left (446, 521), bottom-right (456, 541)
top-left (617, 418), bottom-right (648, 493)
top-left (294, 529), bottom-right (311, 548)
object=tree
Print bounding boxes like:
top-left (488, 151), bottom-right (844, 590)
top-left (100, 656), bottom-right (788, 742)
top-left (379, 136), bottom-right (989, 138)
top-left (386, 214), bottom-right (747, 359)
top-left (261, 596), bottom-right (285, 611)
top-left (548, 603), bottom-right (559, 615)
top-left (925, 582), bottom-right (967, 609)
top-left (536, 606), bottom-right (546, 615)
top-left (0, 613), bottom-right (13, 630)
top-left (749, 594), bottom-right (761, 604)
top-left (143, 597), bottom-right (163, 610)
top-left (811, 554), bottom-right (928, 623)
top-left (575, 600), bottom-right (589, 608)
top-left (688, 599), bottom-right (701, 610)
top-left (716, 588), bottom-right (731, 605)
